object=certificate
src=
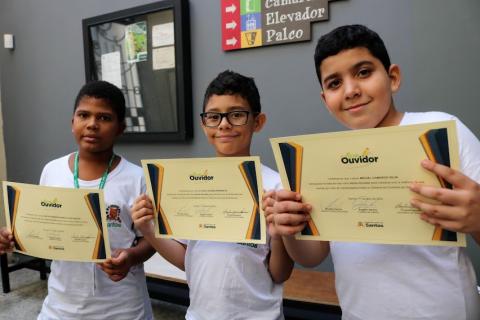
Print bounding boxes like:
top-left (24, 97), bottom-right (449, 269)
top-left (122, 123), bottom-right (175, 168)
top-left (142, 157), bottom-right (265, 244)
top-left (2, 182), bottom-right (111, 261)
top-left (271, 121), bottom-right (465, 247)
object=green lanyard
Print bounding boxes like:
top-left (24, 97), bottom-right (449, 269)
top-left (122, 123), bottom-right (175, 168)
top-left (73, 152), bottom-right (115, 189)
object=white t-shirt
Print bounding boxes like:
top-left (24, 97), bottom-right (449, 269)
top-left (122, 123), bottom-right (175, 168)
top-left (38, 154), bottom-right (153, 320)
top-left (185, 164), bottom-right (284, 320)
top-left (331, 112), bottom-right (480, 320)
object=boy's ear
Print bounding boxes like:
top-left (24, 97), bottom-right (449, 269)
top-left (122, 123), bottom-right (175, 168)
top-left (253, 112), bottom-right (266, 132)
top-left (200, 116), bottom-right (207, 129)
top-left (117, 121), bottom-right (126, 136)
top-left (200, 117), bottom-right (210, 138)
top-left (320, 91), bottom-right (326, 104)
top-left (388, 64), bottom-right (402, 93)
top-left (320, 91), bottom-right (331, 114)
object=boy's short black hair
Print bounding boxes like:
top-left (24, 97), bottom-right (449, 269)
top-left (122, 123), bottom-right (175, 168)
top-left (202, 70), bottom-right (261, 113)
top-left (314, 24), bottom-right (391, 84)
top-left (74, 80), bottom-right (126, 122)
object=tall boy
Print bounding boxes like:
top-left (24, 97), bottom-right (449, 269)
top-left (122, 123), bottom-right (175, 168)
top-left (266, 25), bottom-right (480, 319)
top-left (132, 70), bottom-right (293, 320)
top-left (1, 80), bottom-right (154, 319)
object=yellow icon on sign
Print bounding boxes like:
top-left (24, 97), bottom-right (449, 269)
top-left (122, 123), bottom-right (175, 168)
top-left (242, 30), bottom-right (262, 48)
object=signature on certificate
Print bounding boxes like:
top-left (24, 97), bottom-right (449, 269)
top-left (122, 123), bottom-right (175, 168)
top-left (71, 234), bottom-right (96, 243)
top-left (175, 205), bottom-right (193, 217)
top-left (223, 209), bottom-right (248, 218)
top-left (394, 202), bottom-right (420, 214)
top-left (320, 197), bottom-right (348, 213)
top-left (26, 230), bottom-right (43, 240)
top-left (193, 205), bottom-right (216, 217)
top-left (350, 196), bottom-right (380, 213)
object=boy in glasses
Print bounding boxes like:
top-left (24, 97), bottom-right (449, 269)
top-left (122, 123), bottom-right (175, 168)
top-left (132, 70), bottom-right (294, 320)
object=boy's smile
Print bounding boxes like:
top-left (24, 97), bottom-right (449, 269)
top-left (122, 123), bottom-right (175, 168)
top-left (216, 133), bottom-right (240, 142)
top-left (320, 47), bottom-right (402, 129)
top-left (72, 96), bottom-right (124, 155)
top-left (202, 94), bottom-right (265, 157)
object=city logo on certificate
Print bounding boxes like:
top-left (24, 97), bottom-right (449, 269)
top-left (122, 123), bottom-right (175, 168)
top-left (199, 223), bottom-right (216, 229)
top-left (357, 221), bottom-right (384, 228)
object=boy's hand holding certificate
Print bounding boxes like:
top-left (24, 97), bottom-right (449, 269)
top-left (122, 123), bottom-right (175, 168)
top-left (271, 120), bottom-right (465, 247)
top-left (2, 182), bottom-right (111, 261)
top-left (142, 157), bottom-right (265, 244)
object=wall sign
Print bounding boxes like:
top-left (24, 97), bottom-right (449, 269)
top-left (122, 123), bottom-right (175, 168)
top-left (222, 0), bottom-right (337, 51)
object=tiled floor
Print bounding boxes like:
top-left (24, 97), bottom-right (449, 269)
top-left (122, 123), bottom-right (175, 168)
top-left (0, 267), bottom-right (186, 320)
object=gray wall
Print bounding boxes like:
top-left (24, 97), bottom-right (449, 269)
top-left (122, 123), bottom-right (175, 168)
top-left (1, 0), bottom-right (479, 275)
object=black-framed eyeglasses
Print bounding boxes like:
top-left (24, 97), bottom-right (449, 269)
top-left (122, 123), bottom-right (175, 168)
top-left (200, 111), bottom-right (256, 127)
